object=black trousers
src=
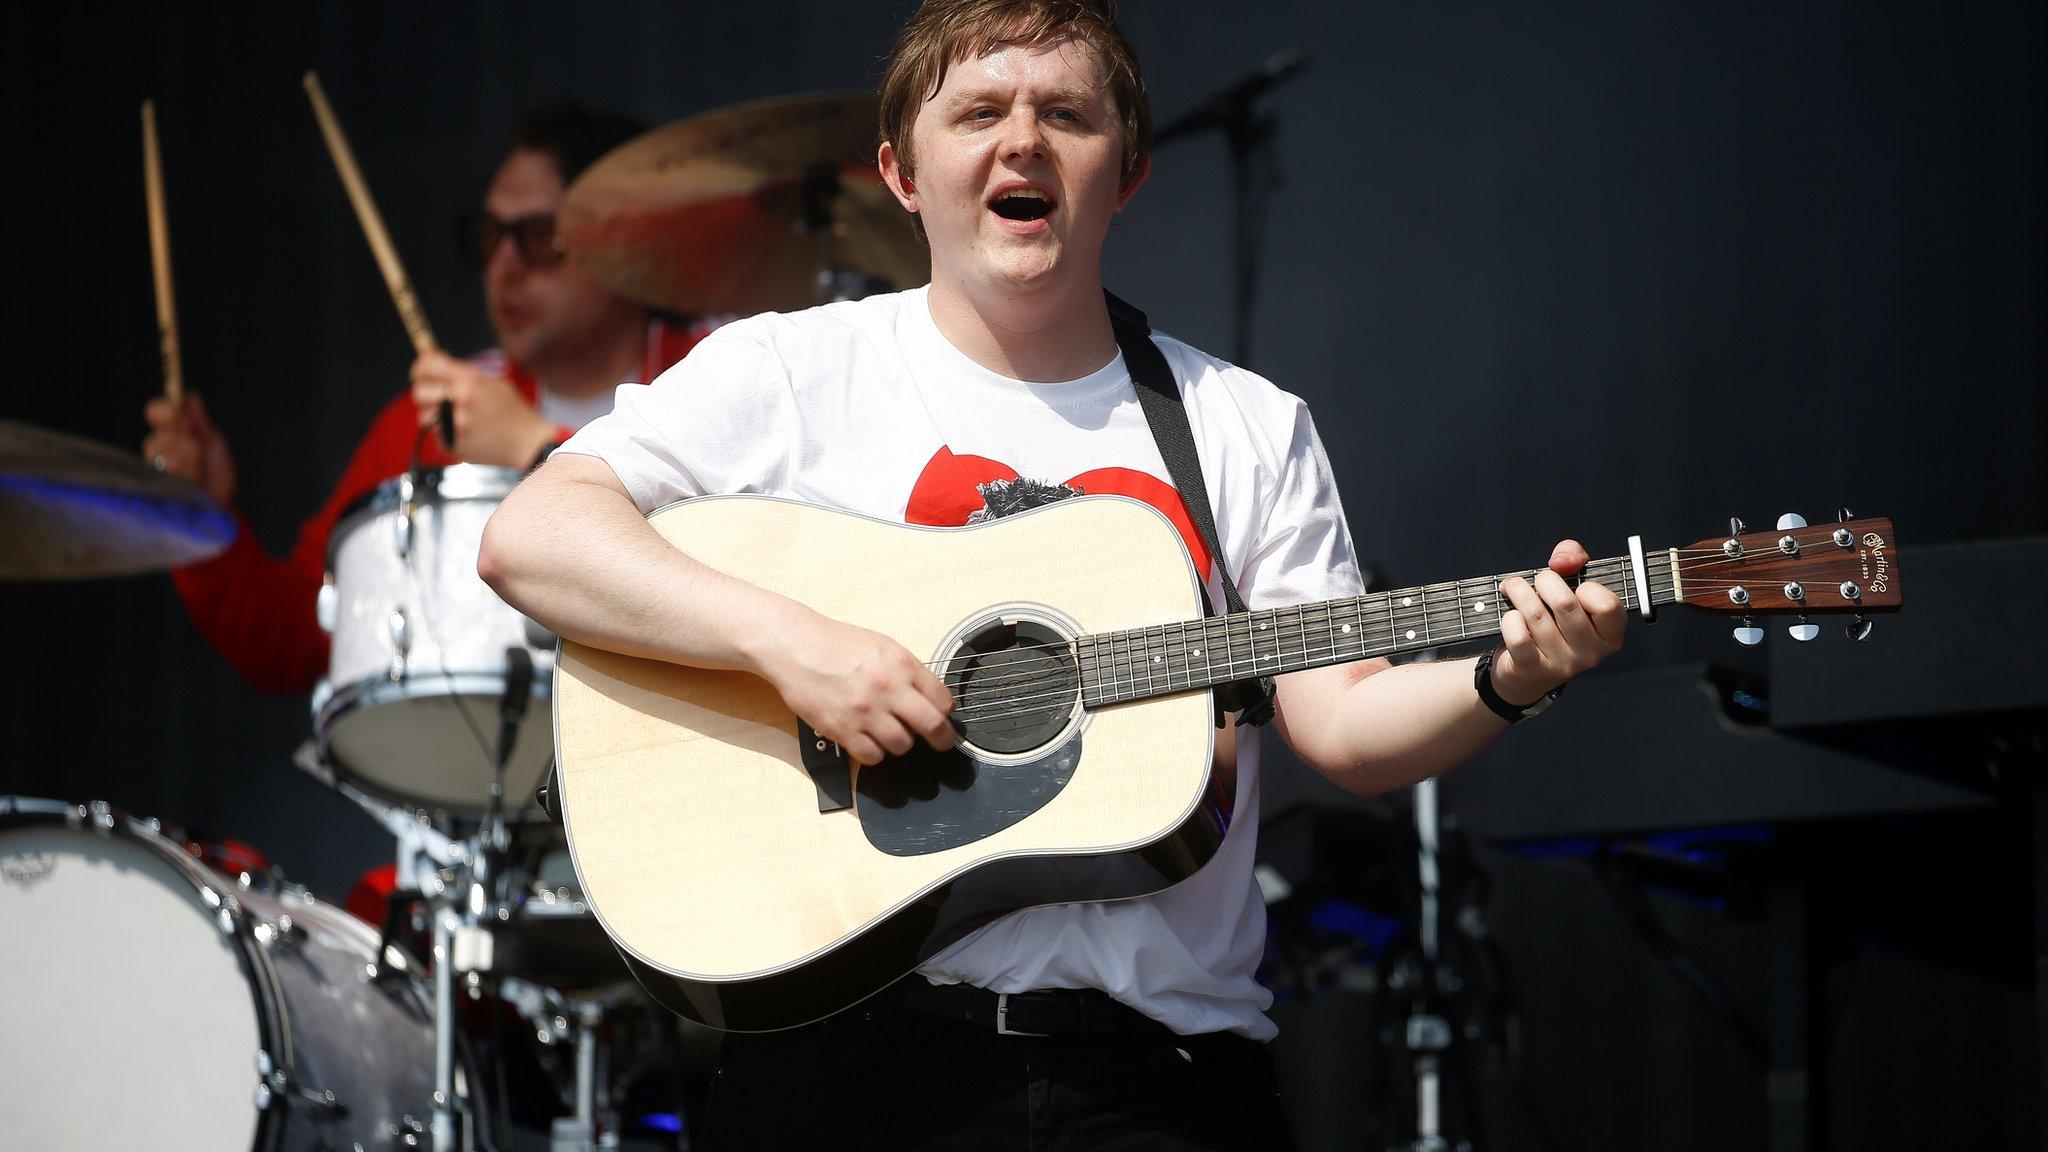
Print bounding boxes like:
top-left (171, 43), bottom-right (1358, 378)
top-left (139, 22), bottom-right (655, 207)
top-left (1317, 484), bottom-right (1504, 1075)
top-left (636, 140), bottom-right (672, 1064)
top-left (696, 993), bottom-right (1296, 1151)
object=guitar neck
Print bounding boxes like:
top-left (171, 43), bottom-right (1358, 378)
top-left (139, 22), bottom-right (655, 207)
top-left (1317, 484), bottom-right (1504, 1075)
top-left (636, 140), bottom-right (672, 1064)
top-left (1076, 552), bottom-right (1673, 708)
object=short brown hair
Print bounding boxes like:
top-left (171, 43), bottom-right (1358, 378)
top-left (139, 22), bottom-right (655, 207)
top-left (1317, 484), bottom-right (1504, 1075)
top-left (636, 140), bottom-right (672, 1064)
top-left (878, 0), bottom-right (1152, 186)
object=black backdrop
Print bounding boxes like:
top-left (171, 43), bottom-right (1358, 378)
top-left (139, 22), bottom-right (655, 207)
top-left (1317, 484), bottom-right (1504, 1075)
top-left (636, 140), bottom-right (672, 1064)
top-left (2, 2), bottom-right (2041, 1148)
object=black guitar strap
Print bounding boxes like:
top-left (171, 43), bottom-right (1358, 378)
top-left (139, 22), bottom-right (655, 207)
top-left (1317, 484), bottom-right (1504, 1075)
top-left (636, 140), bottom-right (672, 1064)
top-left (1105, 290), bottom-right (1276, 728)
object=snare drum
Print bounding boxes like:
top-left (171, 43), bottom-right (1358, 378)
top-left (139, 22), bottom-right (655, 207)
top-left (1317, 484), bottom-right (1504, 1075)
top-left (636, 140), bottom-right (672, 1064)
top-left (0, 797), bottom-right (471, 1151)
top-left (314, 465), bottom-right (553, 815)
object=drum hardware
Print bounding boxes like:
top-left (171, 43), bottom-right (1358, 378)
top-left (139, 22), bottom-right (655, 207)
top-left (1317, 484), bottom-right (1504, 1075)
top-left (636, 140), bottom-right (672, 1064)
top-left (314, 465), bottom-right (556, 817)
top-left (2, 797), bottom-right (469, 1151)
top-left (253, 913), bottom-right (306, 948)
top-left (431, 903), bottom-right (473, 1152)
top-left (389, 1115), bottom-right (432, 1148)
top-left (397, 469), bottom-right (419, 557)
top-left (390, 608), bottom-right (413, 681)
top-left (252, 1048), bottom-right (347, 1116)
top-left (498, 977), bottom-right (640, 1152)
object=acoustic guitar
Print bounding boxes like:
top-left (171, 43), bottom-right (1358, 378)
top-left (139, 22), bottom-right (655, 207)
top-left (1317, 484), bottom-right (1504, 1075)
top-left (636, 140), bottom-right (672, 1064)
top-left (552, 495), bottom-right (1900, 1030)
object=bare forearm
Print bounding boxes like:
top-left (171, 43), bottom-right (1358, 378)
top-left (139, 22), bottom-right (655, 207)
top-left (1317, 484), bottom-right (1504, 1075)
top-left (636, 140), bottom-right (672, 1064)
top-left (1277, 657), bottom-right (1508, 797)
top-left (477, 455), bottom-right (803, 674)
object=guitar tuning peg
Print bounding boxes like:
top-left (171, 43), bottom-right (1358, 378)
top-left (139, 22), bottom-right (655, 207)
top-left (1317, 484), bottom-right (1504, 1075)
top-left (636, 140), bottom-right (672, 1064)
top-left (1776, 512), bottom-right (1808, 530)
top-left (1844, 615), bottom-right (1873, 642)
top-left (1729, 517), bottom-right (1748, 537)
top-left (1836, 506), bottom-right (1854, 523)
top-left (1732, 618), bottom-right (1764, 646)
top-left (1788, 615), bottom-right (1820, 642)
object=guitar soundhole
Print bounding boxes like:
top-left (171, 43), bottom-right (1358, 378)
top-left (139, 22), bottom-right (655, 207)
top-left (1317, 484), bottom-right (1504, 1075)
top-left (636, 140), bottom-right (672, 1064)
top-left (942, 619), bottom-right (1080, 755)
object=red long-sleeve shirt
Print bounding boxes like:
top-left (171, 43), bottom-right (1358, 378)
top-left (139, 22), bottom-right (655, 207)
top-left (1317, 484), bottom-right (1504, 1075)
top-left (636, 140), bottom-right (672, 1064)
top-left (173, 324), bottom-right (710, 694)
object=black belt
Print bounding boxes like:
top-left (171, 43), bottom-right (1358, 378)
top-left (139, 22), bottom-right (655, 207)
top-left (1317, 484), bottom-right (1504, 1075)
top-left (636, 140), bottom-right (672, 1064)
top-left (895, 979), bottom-right (1176, 1038)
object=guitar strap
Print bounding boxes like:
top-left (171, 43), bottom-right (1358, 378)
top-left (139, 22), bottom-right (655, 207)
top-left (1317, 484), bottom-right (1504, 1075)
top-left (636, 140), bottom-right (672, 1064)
top-left (1105, 290), bottom-right (1277, 728)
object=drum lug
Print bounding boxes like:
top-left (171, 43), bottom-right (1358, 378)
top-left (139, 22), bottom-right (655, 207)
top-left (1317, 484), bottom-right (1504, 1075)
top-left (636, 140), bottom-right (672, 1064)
top-left (315, 577), bottom-right (338, 634)
top-left (253, 1049), bottom-right (347, 1116)
top-left (87, 800), bottom-right (116, 833)
top-left (254, 912), bottom-right (306, 948)
top-left (387, 609), bottom-right (411, 681)
top-left (394, 471), bottom-right (417, 559)
top-left (215, 901), bottom-right (242, 937)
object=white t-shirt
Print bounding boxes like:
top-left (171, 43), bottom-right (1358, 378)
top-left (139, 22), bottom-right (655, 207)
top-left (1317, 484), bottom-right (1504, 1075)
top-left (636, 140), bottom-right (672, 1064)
top-left (559, 286), bottom-right (1363, 1039)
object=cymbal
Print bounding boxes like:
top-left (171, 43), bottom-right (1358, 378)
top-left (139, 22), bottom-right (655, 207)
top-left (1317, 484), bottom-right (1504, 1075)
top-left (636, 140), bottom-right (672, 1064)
top-left (0, 419), bottom-right (236, 580)
top-left (559, 93), bottom-right (928, 317)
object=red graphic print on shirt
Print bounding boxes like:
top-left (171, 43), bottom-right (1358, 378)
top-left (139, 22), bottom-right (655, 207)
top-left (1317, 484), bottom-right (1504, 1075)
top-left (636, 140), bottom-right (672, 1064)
top-left (903, 446), bottom-right (1213, 578)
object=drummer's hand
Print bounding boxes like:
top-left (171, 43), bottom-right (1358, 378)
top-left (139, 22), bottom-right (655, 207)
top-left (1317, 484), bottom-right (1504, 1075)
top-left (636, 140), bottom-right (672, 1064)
top-left (757, 608), bottom-right (956, 767)
top-left (409, 350), bottom-right (557, 468)
top-left (141, 392), bottom-right (236, 505)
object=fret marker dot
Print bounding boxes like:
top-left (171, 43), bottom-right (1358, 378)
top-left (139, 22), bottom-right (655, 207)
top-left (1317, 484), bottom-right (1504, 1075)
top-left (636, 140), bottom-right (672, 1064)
top-left (1401, 597), bottom-right (1413, 607)
top-left (1405, 629), bottom-right (1416, 640)
top-left (1152, 655), bottom-right (1163, 664)
top-left (1192, 648), bottom-right (1202, 657)
top-left (1340, 624), bottom-right (1352, 634)
top-left (1473, 600), bottom-right (1487, 612)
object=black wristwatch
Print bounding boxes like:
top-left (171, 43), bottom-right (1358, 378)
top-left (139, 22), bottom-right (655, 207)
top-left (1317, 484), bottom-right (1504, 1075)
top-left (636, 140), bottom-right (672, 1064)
top-left (1473, 645), bottom-right (1563, 723)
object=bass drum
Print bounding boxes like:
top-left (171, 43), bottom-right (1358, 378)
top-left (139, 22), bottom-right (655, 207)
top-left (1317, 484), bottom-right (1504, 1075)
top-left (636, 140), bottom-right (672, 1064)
top-left (314, 464), bottom-right (554, 817)
top-left (0, 798), bottom-right (471, 1151)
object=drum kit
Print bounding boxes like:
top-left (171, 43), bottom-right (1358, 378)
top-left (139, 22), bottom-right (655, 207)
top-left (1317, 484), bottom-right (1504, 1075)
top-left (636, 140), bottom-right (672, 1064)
top-left (2, 89), bottom-right (924, 1151)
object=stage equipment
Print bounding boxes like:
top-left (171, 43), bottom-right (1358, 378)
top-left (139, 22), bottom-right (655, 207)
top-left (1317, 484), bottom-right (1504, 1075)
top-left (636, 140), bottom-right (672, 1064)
top-left (1153, 48), bottom-right (1309, 366)
top-left (0, 797), bottom-right (472, 1152)
top-left (312, 465), bottom-right (555, 818)
top-left (0, 419), bottom-right (234, 579)
top-left (1460, 535), bottom-right (2044, 1152)
top-left (558, 93), bottom-right (926, 317)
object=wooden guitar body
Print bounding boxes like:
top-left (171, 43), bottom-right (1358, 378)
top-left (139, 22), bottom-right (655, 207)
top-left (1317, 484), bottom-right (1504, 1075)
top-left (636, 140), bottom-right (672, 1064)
top-left (553, 495), bottom-right (1221, 1031)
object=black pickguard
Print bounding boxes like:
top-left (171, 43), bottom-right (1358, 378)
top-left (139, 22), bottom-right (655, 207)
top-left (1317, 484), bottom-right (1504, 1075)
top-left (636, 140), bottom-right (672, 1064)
top-left (853, 732), bottom-right (1083, 856)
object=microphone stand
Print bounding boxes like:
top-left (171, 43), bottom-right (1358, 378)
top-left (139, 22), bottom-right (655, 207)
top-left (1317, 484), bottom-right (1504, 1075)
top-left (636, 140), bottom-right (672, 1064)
top-left (1153, 48), bottom-right (1309, 368)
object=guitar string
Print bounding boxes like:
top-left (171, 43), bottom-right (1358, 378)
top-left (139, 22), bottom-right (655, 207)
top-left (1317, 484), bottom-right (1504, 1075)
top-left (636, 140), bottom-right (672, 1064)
top-left (945, 562), bottom-right (1660, 715)
top-left (943, 553), bottom-right (1652, 698)
top-left (951, 556), bottom-right (1873, 723)
top-left (939, 559), bottom-right (1641, 699)
top-left (917, 530), bottom-right (1863, 679)
top-left (950, 571), bottom-right (1669, 720)
top-left (926, 557), bottom-right (1639, 681)
top-left (940, 537), bottom-right (1868, 716)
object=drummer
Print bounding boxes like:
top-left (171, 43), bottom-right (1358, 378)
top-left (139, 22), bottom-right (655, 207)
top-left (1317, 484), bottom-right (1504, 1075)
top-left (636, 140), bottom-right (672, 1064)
top-left (140, 99), bottom-right (720, 693)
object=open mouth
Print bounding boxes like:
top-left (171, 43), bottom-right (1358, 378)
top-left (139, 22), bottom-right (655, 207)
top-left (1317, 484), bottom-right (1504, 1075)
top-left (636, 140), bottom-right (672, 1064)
top-left (988, 189), bottom-right (1056, 222)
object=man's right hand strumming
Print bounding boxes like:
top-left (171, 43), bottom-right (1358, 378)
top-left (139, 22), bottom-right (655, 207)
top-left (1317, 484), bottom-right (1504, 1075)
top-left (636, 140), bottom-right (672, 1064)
top-left (755, 611), bottom-right (958, 766)
top-left (141, 393), bottom-right (237, 506)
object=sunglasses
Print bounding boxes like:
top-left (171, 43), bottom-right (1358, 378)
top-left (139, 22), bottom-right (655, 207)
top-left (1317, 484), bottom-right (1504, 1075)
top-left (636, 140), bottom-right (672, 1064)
top-left (455, 211), bottom-right (565, 270)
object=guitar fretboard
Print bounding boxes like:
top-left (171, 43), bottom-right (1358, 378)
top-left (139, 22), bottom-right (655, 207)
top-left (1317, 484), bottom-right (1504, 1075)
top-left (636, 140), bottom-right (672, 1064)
top-left (1075, 553), bottom-right (1671, 707)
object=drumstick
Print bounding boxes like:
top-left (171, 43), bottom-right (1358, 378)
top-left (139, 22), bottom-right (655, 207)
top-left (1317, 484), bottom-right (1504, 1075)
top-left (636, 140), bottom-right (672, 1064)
top-left (141, 100), bottom-right (183, 404)
top-left (302, 72), bottom-right (438, 354)
top-left (302, 72), bottom-right (455, 447)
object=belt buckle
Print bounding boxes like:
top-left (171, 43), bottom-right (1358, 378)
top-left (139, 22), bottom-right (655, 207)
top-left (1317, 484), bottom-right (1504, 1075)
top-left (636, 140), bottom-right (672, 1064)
top-left (995, 992), bottom-right (1050, 1037)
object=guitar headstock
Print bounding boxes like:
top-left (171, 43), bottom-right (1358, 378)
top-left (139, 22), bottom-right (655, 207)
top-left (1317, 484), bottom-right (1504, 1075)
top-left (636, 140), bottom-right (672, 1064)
top-left (1671, 509), bottom-right (1900, 644)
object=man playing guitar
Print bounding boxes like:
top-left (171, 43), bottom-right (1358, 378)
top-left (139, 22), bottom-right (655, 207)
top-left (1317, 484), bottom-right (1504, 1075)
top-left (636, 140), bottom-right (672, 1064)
top-left (480, 2), bottom-right (1626, 1146)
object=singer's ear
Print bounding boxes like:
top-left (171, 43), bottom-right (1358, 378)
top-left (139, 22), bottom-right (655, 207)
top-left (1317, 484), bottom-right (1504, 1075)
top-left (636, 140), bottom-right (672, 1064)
top-left (1117, 151), bottom-right (1150, 209)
